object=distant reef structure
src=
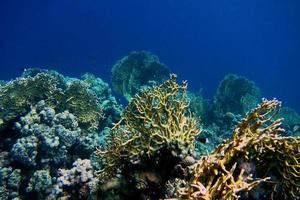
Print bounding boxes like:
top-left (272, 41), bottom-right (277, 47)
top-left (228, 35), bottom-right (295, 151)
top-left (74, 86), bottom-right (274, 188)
top-left (111, 51), bottom-right (171, 101)
top-left (0, 52), bottom-right (299, 200)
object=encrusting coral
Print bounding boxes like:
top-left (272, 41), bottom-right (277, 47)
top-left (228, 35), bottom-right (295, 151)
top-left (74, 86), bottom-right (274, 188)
top-left (177, 98), bottom-right (300, 200)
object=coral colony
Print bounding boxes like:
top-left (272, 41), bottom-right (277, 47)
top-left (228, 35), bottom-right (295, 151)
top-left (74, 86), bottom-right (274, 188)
top-left (0, 52), bottom-right (299, 199)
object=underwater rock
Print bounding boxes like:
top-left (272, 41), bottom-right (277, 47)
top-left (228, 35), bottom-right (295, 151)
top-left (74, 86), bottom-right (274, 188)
top-left (111, 51), bottom-right (171, 101)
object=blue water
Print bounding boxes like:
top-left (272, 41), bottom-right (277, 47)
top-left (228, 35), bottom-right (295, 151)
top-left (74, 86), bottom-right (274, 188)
top-left (1, 0), bottom-right (300, 111)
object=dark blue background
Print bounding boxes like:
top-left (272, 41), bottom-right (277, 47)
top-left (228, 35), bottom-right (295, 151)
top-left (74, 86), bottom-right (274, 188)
top-left (1, 0), bottom-right (299, 111)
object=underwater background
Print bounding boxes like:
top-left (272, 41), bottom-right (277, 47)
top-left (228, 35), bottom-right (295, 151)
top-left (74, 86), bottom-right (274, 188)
top-left (1, 1), bottom-right (300, 200)
top-left (1, 0), bottom-right (300, 111)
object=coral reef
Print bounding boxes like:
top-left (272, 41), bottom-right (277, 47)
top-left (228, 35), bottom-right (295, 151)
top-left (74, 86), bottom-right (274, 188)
top-left (82, 73), bottom-right (123, 128)
top-left (96, 74), bottom-right (200, 199)
top-left (53, 159), bottom-right (99, 199)
top-left (1, 67), bottom-right (300, 200)
top-left (0, 70), bottom-right (104, 131)
top-left (276, 106), bottom-right (300, 136)
top-left (0, 101), bottom-right (100, 198)
top-left (111, 51), bottom-right (171, 100)
top-left (0, 167), bottom-right (21, 199)
top-left (0, 72), bottom-right (61, 130)
top-left (187, 91), bottom-right (205, 120)
top-left (194, 74), bottom-right (262, 155)
top-left (0, 80), bottom-right (5, 86)
top-left (0, 69), bottom-right (122, 199)
top-left (213, 74), bottom-right (261, 115)
top-left (177, 98), bottom-right (300, 200)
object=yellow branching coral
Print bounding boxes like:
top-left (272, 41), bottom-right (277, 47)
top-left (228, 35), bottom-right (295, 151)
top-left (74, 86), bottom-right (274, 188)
top-left (96, 74), bottom-right (200, 179)
top-left (178, 98), bottom-right (293, 200)
top-left (248, 134), bottom-right (300, 199)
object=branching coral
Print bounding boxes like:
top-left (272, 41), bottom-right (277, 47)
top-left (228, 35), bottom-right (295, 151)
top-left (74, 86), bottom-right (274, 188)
top-left (96, 74), bottom-right (200, 180)
top-left (178, 98), bottom-right (300, 200)
top-left (247, 133), bottom-right (300, 199)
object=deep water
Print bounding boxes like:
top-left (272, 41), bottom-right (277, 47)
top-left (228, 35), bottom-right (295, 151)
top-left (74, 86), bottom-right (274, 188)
top-left (1, 0), bottom-right (300, 111)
